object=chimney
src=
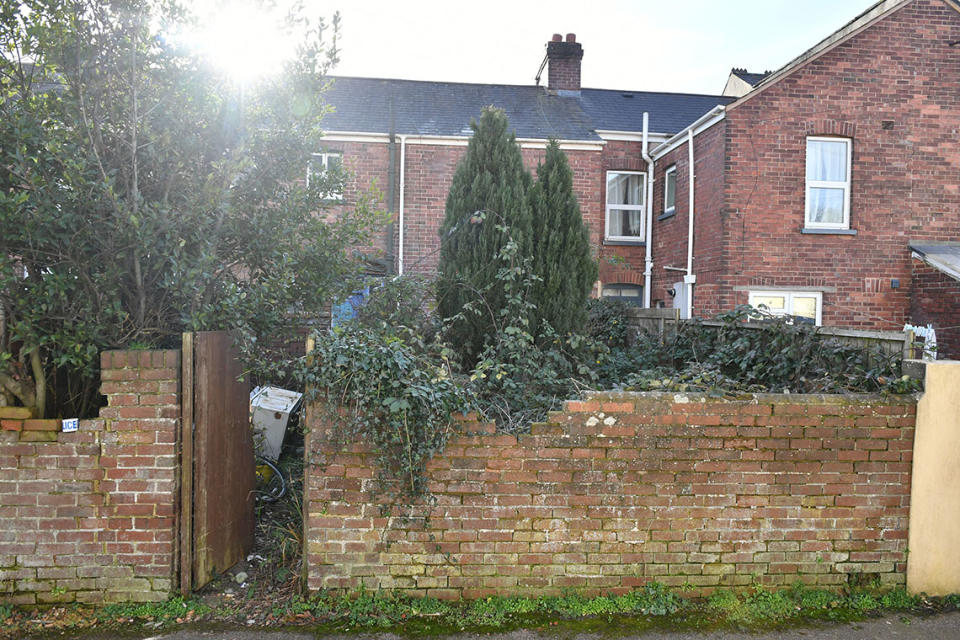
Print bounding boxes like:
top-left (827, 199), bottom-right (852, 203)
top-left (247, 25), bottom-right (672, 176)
top-left (546, 32), bottom-right (583, 96)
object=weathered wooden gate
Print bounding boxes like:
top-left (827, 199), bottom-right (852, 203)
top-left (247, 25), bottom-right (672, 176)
top-left (178, 331), bottom-right (255, 593)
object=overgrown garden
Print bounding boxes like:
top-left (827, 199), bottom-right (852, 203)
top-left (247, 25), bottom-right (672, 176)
top-left (298, 107), bottom-right (919, 501)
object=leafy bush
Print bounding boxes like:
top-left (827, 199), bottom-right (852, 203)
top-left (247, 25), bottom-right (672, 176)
top-left (586, 298), bottom-right (632, 349)
top-left (301, 322), bottom-right (472, 499)
top-left (460, 237), bottom-right (598, 432)
top-left (608, 306), bottom-right (919, 395)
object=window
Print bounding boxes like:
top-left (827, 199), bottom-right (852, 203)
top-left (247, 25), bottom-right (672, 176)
top-left (663, 165), bottom-right (676, 217)
top-left (748, 290), bottom-right (822, 325)
top-left (308, 151), bottom-right (344, 200)
top-left (605, 171), bottom-right (645, 241)
top-left (805, 137), bottom-right (851, 229)
top-left (601, 283), bottom-right (643, 305)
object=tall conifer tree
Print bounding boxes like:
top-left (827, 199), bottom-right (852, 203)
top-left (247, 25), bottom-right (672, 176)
top-left (528, 140), bottom-right (597, 337)
top-left (436, 108), bottom-right (532, 364)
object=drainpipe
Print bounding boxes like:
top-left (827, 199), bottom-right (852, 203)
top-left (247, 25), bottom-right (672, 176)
top-left (641, 112), bottom-right (654, 308)
top-left (398, 134), bottom-right (407, 276)
top-left (685, 128), bottom-right (696, 319)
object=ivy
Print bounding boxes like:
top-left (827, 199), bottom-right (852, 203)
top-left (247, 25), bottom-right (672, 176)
top-left (300, 299), bottom-right (472, 500)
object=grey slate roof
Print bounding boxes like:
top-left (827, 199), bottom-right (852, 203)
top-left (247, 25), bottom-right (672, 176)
top-left (730, 68), bottom-right (770, 87)
top-left (321, 76), bottom-right (730, 140)
top-left (910, 243), bottom-right (960, 282)
top-left (579, 89), bottom-right (734, 135)
top-left (322, 77), bottom-right (601, 141)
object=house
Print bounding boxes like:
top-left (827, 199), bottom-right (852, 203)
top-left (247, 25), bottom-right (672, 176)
top-left (318, 34), bottom-right (732, 306)
top-left (321, 0), bottom-right (960, 358)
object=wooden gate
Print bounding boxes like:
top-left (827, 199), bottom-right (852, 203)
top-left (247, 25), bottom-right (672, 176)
top-left (178, 331), bottom-right (255, 593)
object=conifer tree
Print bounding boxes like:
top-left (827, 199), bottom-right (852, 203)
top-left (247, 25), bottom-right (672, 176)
top-left (436, 108), bottom-right (532, 364)
top-left (528, 140), bottom-right (598, 337)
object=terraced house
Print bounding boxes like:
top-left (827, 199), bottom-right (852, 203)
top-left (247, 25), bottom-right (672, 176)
top-left (320, 0), bottom-right (960, 357)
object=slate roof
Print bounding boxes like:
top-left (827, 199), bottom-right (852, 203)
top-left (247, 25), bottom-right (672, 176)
top-left (321, 76), bottom-right (730, 140)
top-left (579, 89), bottom-right (734, 135)
top-left (730, 68), bottom-right (770, 87)
top-left (910, 243), bottom-right (960, 282)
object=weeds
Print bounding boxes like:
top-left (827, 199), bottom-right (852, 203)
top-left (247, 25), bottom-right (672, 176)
top-left (95, 597), bottom-right (210, 626)
top-left (0, 583), bottom-right (953, 637)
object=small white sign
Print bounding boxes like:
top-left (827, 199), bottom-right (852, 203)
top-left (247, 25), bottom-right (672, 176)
top-left (62, 418), bottom-right (79, 433)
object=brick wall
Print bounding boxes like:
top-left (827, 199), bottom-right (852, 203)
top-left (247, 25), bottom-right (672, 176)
top-left (650, 122), bottom-right (727, 314)
top-left (305, 392), bottom-right (914, 599)
top-left (599, 140), bottom-right (649, 291)
top-left (710, 0), bottom-right (960, 329)
top-left (0, 350), bottom-right (179, 605)
top-left (329, 139), bottom-right (605, 281)
top-left (910, 260), bottom-right (960, 359)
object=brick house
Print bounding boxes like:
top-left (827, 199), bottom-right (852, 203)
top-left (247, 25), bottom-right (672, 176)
top-left (322, 0), bottom-right (960, 357)
top-left (319, 35), bottom-right (731, 305)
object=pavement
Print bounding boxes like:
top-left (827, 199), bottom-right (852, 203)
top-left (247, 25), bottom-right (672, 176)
top-left (36, 611), bottom-right (960, 640)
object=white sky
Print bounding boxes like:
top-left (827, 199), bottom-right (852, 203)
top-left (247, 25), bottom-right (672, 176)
top-left (325, 0), bottom-right (879, 95)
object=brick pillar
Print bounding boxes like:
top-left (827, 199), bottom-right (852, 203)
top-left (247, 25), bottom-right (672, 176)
top-left (96, 350), bottom-right (181, 602)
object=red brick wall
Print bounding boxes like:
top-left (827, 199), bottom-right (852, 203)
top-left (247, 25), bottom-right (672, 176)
top-left (910, 260), bottom-right (960, 359)
top-left (712, 0), bottom-right (960, 328)
top-left (650, 122), bottom-right (727, 314)
top-left (0, 350), bottom-right (179, 605)
top-left (599, 140), bottom-right (648, 289)
top-left (330, 140), bottom-right (605, 280)
top-left (305, 392), bottom-right (914, 598)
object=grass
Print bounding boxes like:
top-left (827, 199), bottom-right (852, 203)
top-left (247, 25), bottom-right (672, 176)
top-left (0, 582), bottom-right (952, 638)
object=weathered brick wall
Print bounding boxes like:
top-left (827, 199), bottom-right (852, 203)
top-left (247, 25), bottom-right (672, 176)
top-left (0, 350), bottom-right (179, 605)
top-left (910, 260), bottom-right (960, 359)
top-left (713, 0), bottom-right (960, 328)
top-left (305, 392), bottom-right (914, 599)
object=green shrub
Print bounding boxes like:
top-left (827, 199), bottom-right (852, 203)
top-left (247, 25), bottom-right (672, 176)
top-left (302, 322), bottom-right (472, 499)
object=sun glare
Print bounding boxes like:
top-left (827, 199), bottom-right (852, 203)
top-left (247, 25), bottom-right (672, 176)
top-left (179, 2), bottom-right (297, 83)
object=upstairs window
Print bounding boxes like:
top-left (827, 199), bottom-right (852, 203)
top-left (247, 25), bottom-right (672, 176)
top-left (605, 171), bottom-right (645, 242)
top-left (308, 151), bottom-right (344, 201)
top-left (805, 137), bottom-right (851, 230)
top-left (663, 165), bottom-right (676, 217)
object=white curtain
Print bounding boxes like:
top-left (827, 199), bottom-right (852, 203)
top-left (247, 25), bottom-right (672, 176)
top-left (807, 140), bottom-right (847, 224)
top-left (607, 174), bottom-right (643, 237)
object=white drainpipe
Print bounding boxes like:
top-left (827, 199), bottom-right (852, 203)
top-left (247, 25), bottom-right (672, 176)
top-left (685, 128), bottom-right (696, 319)
top-left (641, 112), bottom-right (654, 308)
top-left (398, 134), bottom-right (407, 275)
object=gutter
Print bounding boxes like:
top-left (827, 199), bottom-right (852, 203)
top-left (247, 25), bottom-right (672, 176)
top-left (640, 113), bottom-right (654, 308)
top-left (651, 105), bottom-right (725, 159)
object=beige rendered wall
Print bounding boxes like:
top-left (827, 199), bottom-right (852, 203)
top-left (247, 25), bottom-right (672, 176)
top-left (908, 361), bottom-right (960, 595)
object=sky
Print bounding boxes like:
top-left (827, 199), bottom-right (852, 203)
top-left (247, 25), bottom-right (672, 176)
top-left (326, 0), bottom-right (880, 95)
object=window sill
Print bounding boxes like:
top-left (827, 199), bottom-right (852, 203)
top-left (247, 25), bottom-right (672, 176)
top-left (658, 211), bottom-right (676, 221)
top-left (603, 239), bottom-right (646, 247)
top-left (801, 227), bottom-right (857, 235)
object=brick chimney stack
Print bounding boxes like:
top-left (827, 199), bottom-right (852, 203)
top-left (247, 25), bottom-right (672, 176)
top-left (547, 33), bottom-right (583, 96)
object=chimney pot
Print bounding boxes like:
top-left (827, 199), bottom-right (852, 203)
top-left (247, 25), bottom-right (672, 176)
top-left (565, 33), bottom-right (576, 43)
top-left (552, 33), bottom-right (563, 42)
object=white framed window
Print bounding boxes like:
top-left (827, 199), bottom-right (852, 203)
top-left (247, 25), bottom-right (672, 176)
top-left (663, 165), bottom-right (676, 216)
top-left (601, 283), bottom-right (643, 305)
top-left (605, 170), bottom-right (646, 241)
top-left (308, 151), bottom-right (344, 200)
top-left (748, 290), bottom-right (822, 326)
top-left (805, 137), bottom-right (851, 230)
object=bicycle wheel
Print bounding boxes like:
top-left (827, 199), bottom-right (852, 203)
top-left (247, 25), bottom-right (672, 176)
top-left (254, 456), bottom-right (287, 503)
